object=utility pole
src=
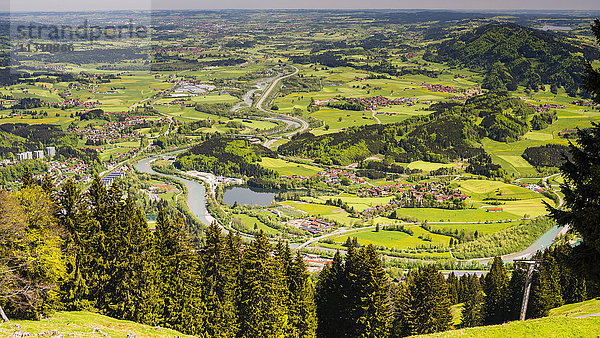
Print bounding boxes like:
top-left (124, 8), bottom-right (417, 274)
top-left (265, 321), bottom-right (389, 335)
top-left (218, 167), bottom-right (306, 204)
top-left (515, 259), bottom-right (541, 321)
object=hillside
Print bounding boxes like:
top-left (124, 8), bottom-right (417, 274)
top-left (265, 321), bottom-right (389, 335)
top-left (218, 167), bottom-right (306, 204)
top-left (278, 92), bottom-right (532, 166)
top-left (425, 22), bottom-right (598, 94)
top-left (0, 311), bottom-right (192, 338)
top-left (420, 298), bottom-right (600, 337)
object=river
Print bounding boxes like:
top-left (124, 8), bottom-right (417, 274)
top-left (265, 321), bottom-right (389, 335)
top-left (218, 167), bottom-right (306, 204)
top-left (134, 156), bottom-right (215, 225)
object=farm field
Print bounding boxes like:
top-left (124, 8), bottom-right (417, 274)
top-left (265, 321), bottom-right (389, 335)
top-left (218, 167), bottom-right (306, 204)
top-left (259, 157), bottom-right (322, 176)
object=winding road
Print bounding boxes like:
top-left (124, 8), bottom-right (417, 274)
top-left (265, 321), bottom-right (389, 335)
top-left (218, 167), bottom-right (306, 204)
top-left (255, 65), bottom-right (310, 147)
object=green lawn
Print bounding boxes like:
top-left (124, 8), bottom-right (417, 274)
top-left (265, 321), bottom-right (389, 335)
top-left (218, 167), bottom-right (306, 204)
top-left (407, 161), bottom-right (458, 171)
top-left (232, 213), bottom-right (279, 235)
top-left (259, 157), bottom-right (322, 176)
top-left (330, 226), bottom-right (452, 250)
top-left (0, 311), bottom-right (192, 337)
top-left (422, 299), bottom-right (600, 337)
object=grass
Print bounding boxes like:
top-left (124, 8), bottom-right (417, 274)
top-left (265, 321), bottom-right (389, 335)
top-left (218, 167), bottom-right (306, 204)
top-left (549, 298), bottom-right (600, 318)
top-left (233, 213), bottom-right (279, 235)
top-left (330, 226), bottom-right (452, 249)
top-left (280, 200), bottom-right (357, 226)
top-left (259, 157), bottom-right (322, 177)
top-left (407, 161), bottom-right (457, 171)
top-left (0, 311), bottom-right (192, 338)
top-left (421, 298), bottom-right (600, 337)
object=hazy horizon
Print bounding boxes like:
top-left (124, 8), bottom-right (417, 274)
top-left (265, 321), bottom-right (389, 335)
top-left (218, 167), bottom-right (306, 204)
top-left (6, 0), bottom-right (600, 12)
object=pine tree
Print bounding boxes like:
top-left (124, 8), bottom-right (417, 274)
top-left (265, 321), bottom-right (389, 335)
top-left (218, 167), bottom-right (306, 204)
top-left (352, 245), bottom-right (391, 337)
top-left (237, 230), bottom-right (290, 337)
top-left (287, 252), bottom-right (317, 338)
top-left (482, 257), bottom-right (509, 325)
top-left (461, 275), bottom-right (483, 328)
top-left (508, 264), bottom-right (527, 320)
top-left (390, 279), bottom-right (415, 338)
top-left (583, 19), bottom-right (600, 102)
top-left (550, 23), bottom-right (600, 279)
top-left (315, 250), bottom-right (345, 337)
top-left (154, 208), bottom-right (206, 334)
top-left (202, 222), bottom-right (239, 337)
top-left (55, 179), bottom-right (93, 310)
top-left (20, 166), bottom-right (35, 188)
top-left (408, 265), bottom-right (452, 335)
top-left (41, 174), bottom-right (54, 195)
top-left (446, 272), bottom-right (459, 305)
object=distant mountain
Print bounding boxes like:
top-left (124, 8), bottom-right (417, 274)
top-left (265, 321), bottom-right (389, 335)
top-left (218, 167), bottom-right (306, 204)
top-left (425, 22), bottom-right (599, 96)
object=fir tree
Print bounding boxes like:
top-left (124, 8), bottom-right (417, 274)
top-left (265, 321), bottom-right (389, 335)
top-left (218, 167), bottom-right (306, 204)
top-left (461, 275), bottom-right (484, 328)
top-left (237, 230), bottom-right (290, 337)
top-left (20, 166), bottom-right (35, 188)
top-left (315, 250), bottom-right (345, 338)
top-left (352, 245), bottom-right (391, 337)
top-left (408, 265), bottom-right (452, 335)
top-left (287, 252), bottom-right (317, 338)
top-left (483, 257), bottom-right (509, 325)
top-left (154, 208), bottom-right (206, 334)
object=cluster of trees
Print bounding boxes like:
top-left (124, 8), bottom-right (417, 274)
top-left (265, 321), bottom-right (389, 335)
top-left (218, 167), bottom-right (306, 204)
top-left (281, 75), bottom-right (322, 95)
top-left (465, 153), bottom-right (506, 178)
top-left (0, 123), bottom-right (77, 149)
top-left (452, 217), bottom-right (554, 259)
top-left (278, 111), bottom-right (481, 166)
top-left (178, 119), bottom-right (212, 134)
top-left (522, 144), bottom-right (571, 168)
top-left (152, 133), bottom-right (193, 150)
top-left (193, 102), bottom-right (234, 117)
top-left (78, 109), bottom-right (109, 121)
top-left (175, 137), bottom-right (278, 179)
top-left (326, 100), bottom-right (366, 111)
top-left (2, 167), bottom-right (599, 337)
top-left (382, 224), bottom-right (414, 235)
top-left (531, 111), bottom-right (558, 130)
top-left (0, 123), bottom-right (100, 163)
top-left (0, 160), bottom-right (48, 184)
top-left (324, 198), bottom-right (356, 213)
top-left (480, 112), bottom-right (529, 142)
top-left (280, 91), bottom-right (539, 167)
top-left (12, 98), bottom-right (43, 110)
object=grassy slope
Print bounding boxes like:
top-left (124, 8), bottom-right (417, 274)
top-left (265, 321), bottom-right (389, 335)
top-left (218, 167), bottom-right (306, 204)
top-left (0, 311), bottom-right (192, 338)
top-left (421, 298), bottom-right (600, 338)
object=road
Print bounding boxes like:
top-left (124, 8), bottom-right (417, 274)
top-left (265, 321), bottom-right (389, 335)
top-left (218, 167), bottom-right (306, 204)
top-left (255, 65), bottom-right (310, 144)
top-left (371, 109), bottom-right (381, 124)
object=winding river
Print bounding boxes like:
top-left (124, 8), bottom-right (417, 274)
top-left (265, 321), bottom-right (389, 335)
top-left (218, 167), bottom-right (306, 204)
top-left (134, 156), bottom-right (215, 225)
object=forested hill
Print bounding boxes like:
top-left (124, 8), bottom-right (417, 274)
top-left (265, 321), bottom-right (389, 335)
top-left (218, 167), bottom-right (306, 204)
top-left (278, 92), bottom-right (532, 166)
top-left (0, 123), bottom-right (99, 163)
top-left (424, 22), bottom-right (598, 95)
top-left (175, 137), bottom-right (278, 178)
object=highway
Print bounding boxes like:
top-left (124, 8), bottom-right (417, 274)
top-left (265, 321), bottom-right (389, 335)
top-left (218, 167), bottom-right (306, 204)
top-left (255, 66), bottom-right (310, 145)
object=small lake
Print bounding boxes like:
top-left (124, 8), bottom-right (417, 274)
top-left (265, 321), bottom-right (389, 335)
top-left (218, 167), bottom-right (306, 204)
top-left (222, 186), bottom-right (278, 206)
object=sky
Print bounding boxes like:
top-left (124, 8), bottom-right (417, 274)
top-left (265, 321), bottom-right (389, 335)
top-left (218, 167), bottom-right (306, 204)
top-left (6, 0), bottom-right (600, 12)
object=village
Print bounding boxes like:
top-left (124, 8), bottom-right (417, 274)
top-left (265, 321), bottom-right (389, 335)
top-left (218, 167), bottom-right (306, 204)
top-left (355, 181), bottom-right (469, 219)
top-left (70, 115), bottom-right (169, 142)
